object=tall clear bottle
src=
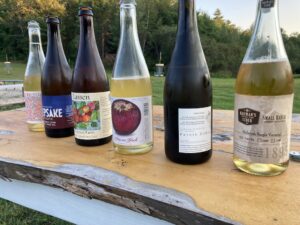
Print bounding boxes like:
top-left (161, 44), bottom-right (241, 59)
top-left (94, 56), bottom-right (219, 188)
top-left (72, 7), bottom-right (112, 146)
top-left (24, 21), bottom-right (45, 132)
top-left (111, 0), bottom-right (153, 154)
top-left (164, 0), bottom-right (212, 164)
top-left (234, 0), bottom-right (294, 176)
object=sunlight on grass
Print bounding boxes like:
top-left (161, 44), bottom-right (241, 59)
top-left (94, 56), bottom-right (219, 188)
top-left (1, 62), bottom-right (300, 112)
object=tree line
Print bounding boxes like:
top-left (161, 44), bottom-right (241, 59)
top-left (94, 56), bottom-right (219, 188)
top-left (1, 0), bottom-right (300, 76)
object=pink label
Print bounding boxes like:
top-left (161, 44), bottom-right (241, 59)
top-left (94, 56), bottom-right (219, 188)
top-left (24, 91), bottom-right (43, 123)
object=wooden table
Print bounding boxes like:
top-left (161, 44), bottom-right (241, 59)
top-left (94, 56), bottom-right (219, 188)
top-left (0, 106), bottom-right (299, 225)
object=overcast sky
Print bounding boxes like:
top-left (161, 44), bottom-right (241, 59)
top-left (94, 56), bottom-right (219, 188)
top-left (195, 0), bottom-right (300, 34)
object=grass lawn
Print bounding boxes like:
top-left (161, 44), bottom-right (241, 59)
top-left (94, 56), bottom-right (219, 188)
top-left (152, 76), bottom-right (300, 113)
top-left (0, 62), bottom-right (26, 81)
top-left (1, 62), bottom-right (299, 112)
top-left (0, 63), bottom-right (299, 224)
top-left (0, 199), bottom-right (71, 225)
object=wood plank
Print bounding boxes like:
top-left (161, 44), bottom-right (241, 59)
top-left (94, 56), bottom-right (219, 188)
top-left (0, 106), bottom-right (299, 225)
top-left (0, 179), bottom-right (172, 225)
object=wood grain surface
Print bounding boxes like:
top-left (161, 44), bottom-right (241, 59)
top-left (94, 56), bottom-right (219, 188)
top-left (0, 107), bottom-right (299, 225)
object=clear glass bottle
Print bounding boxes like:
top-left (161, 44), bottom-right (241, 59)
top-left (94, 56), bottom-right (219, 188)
top-left (111, 0), bottom-right (153, 154)
top-left (234, 0), bottom-right (294, 176)
top-left (24, 21), bottom-right (45, 132)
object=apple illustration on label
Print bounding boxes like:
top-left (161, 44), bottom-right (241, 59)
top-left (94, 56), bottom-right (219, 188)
top-left (112, 100), bottom-right (141, 135)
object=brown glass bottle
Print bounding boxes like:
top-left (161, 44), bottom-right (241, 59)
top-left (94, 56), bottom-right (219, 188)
top-left (164, 0), bottom-right (212, 164)
top-left (72, 7), bottom-right (112, 146)
top-left (42, 17), bottom-right (74, 138)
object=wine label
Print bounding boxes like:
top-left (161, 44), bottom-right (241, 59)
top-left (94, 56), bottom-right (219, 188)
top-left (42, 95), bottom-right (73, 129)
top-left (234, 94), bottom-right (294, 164)
top-left (178, 107), bottom-right (212, 154)
top-left (24, 91), bottom-right (43, 124)
top-left (111, 96), bottom-right (153, 146)
top-left (72, 92), bottom-right (112, 140)
top-left (261, 0), bottom-right (275, 8)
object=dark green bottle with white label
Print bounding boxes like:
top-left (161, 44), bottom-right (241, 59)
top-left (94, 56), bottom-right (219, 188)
top-left (164, 0), bottom-right (212, 165)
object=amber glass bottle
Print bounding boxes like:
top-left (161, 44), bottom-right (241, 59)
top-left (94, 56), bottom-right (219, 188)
top-left (72, 7), bottom-right (112, 146)
top-left (42, 17), bottom-right (74, 138)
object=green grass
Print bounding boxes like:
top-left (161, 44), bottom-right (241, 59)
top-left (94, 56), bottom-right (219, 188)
top-left (0, 199), bottom-right (71, 225)
top-left (0, 62), bottom-right (26, 81)
top-left (1, 62), bottom-right (299, 112)
top-left (212, 78), bottom-right (235, 110)
top-left (151, 76), bottom-right (164, 105)
top-left (152, 76), bottom-right (300, 113)
top-left (152, 76), bottom-right (236, 110)
top-left (1, 63), bottom-right (300, 224)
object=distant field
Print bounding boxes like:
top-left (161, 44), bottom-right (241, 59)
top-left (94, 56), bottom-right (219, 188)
top-left (152, 77), bottom-right (300, 113)
top-left (1, 62), bottom-right (300, 112)
top-left (0, 62), bottom-right (26, 81)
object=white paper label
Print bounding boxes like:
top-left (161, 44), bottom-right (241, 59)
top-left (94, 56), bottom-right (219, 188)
top-left (111, 96), bottom-right (153, 146)
top-left (72, 92), bottom-right (112, 140)
top-left (234, 94), bottom-right (294, 164)
top-left (179, 107), bottom-right (212, 154)
top-left (24, 91), bottom-right (43, 124)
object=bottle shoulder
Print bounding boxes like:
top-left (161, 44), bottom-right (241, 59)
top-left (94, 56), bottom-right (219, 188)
top-left (236, 61), bottom-right (294, 95)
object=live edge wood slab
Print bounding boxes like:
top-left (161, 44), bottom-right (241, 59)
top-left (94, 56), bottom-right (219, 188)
top-left (0, 106), bottom-right (299, 225)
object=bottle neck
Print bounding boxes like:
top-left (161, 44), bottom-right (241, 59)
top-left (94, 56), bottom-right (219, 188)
top-left (28, 29), bottom-right (43, 53)
top-left (120, 3), bottom-right (140, 46)
top-left (113, 2), bottom-right (149, 78)
top-left (46, 23), bottom-right (64, 57)
top-left (170, 0), bottom-right (207, 68)
top-left (79, 15), bottom-right (96, 47)
top-left (26, 29), bottom-right (45, 77)
top-left (244, 0), bottom-right (287, 63)
top-left (177, 0), bottom-right (198, 34)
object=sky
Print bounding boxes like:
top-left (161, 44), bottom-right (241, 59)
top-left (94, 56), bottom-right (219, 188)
top-left (195, 0), bottom-right (300, 35)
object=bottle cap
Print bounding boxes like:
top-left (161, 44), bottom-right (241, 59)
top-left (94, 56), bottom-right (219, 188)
top-left (46, 16), bottom-right (60, 24)
top-left (28, 20), bottom-right (40, 29)
top-left (79, 6), bottom-right (93, 16)
top-left (261, 0), bottom-right (275, 8)
top-left (120, 0), bottom-right (136, 5)
top-left (290, 151), bottom-right (300, 162)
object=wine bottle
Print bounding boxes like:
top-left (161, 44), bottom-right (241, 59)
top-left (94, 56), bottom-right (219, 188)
top-left (24, 21), bottom-right (45, 132)
top-left (164, 0), bottom-right (212, 165)
top-left (72, 7), bottom-right (112, 146)
top-left (234, 0), bottom-right (294, 176)
top-left (42, 17), bottom-right (74, 138)
top-left (111, 0), bottom-right (153, 154)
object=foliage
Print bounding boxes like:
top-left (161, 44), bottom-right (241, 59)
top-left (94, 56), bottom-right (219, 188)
top-left (0, 1), bottom-right (300, 76)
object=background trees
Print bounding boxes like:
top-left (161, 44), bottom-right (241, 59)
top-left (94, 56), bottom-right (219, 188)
top-left (0, 0), bottom-right (300, 76)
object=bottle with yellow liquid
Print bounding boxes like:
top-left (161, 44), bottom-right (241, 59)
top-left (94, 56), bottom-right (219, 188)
top-left (111, 0), bottom-right (153, 154)
top-left (234, 0), bottom-right (294, 176)
top-left (24, 21), bottom-right (45, 132)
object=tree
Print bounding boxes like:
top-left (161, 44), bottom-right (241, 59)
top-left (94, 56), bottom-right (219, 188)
top-left (1, 0), bottom-right (300, 76)
top-left (213, 8), bottom-right (224, 27)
